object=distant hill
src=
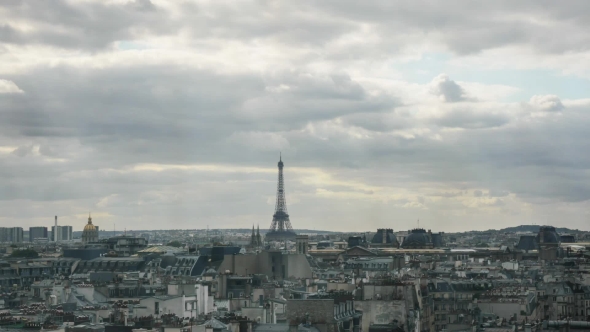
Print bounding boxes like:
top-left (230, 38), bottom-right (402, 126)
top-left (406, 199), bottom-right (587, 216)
top-left (494, 225), bottom-right (582, 233)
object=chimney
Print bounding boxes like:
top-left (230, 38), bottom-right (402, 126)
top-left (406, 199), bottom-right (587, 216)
top-left (55, 216), bottom-right (58, 242)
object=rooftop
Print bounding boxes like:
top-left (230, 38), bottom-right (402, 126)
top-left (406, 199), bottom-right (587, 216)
top-left (138, 246), bottom-right (183, 253)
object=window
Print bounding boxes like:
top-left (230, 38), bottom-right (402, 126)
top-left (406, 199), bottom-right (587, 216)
top-left (155, 302), bottom-right (159, 315)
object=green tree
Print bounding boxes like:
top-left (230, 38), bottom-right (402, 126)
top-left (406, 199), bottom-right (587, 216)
top-left (11, 249), bottom-right (39, 258)
top-left (167, 241), bottom-right (183, 248)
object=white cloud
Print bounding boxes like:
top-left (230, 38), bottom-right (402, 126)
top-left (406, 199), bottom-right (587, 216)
top-left (528, 94), bottom-right (565, 112)
top-left (0, 79), bottom-right (24, 94)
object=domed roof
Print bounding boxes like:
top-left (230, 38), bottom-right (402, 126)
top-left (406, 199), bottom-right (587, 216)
top-left (81, 214), bottom-right (98, 244)
top-left (371, 229), bottom-right (388, 243)
top-left (371, 229), bottom-right (399, 246)
top-left (83, 213), bottom-right (97, 232)
top-left (401, 228), bottom-right (431, 248)
top-left (537, 226), bottom-right (560, 244)
top-left (83, 220), bottom-right (97, 232)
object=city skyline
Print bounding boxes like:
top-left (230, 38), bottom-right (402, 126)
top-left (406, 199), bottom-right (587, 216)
top-left (1, 1), bottom-right (590, 231)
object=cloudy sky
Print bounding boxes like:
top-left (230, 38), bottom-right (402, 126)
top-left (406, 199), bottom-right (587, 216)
top-left (1, 0), bottom-right (590, 232)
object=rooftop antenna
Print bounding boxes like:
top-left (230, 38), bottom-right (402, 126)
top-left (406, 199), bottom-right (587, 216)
top-left (418, 219), bottom-right (420, 228)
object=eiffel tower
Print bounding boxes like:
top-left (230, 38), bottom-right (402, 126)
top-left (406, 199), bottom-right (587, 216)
top-left (266, 154), bottom-right (297, 241)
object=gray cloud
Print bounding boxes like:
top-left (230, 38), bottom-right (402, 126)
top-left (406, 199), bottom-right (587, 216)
top-left (2, 63), bottom-right (590, 229)
top-left (429, 74), bottom-right (466, 102)
top-left (1, 1), bottom-right (590, 231)
top-left (11, 145), bottom-right (34, 157)
top-left (311, 0), bottom-right (590, 55)
top-left (0, 0), bottom-right (173, 50)
top-left (488, 190), bottom-right (510, 198)
top-left (433, 108), bottom-right (510, 129)
top-left (2, 0), bottom-right (589, 56)
top-left (428, 191), bottom-right (463, 198)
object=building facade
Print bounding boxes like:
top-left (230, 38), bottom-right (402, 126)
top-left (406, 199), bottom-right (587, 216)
top-left (0, 227), bottom-right (24, 243)
top-left (51, 225), bottom-right (73, 241)
top-left (61, 226), bottom-right (73, 241)
top-left (29, 226), bottom-right (48, 242)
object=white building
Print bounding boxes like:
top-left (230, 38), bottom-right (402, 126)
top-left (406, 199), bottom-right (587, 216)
top-left (167, 282), bottom-right (212, 315)
top-left (137, 295), bottom-right (198, 319)
top-left (501, 261), bottom-right (519, 270)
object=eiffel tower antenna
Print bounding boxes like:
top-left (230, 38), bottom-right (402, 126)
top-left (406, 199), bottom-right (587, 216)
top-left (266, 154), bottom-right (296, 242)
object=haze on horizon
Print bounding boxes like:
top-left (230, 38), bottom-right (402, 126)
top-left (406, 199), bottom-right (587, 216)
top-left (1, 1), bottom-right (590, 232)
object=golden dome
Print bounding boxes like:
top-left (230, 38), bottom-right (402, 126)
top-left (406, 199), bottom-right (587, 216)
top-left (83, 221), bottom-right (96, 232)
top-left (83, 215), bottom-right (97, 231)
top-left (82, 213), bottom-right (98, 244)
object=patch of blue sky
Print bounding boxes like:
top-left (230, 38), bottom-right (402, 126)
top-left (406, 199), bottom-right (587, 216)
top-left (395, 53), bottom-right (590, 102)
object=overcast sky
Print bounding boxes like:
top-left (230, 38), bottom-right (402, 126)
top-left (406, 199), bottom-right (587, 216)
top-left (1, 1), bottom-right (590, 232)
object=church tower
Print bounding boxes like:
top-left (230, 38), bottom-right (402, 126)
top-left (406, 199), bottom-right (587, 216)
top-left (256, 224), bottom-right (262, 247)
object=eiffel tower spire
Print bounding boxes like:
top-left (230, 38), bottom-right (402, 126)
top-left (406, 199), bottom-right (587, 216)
top-left (266, 155), bottom-right (296, 241)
